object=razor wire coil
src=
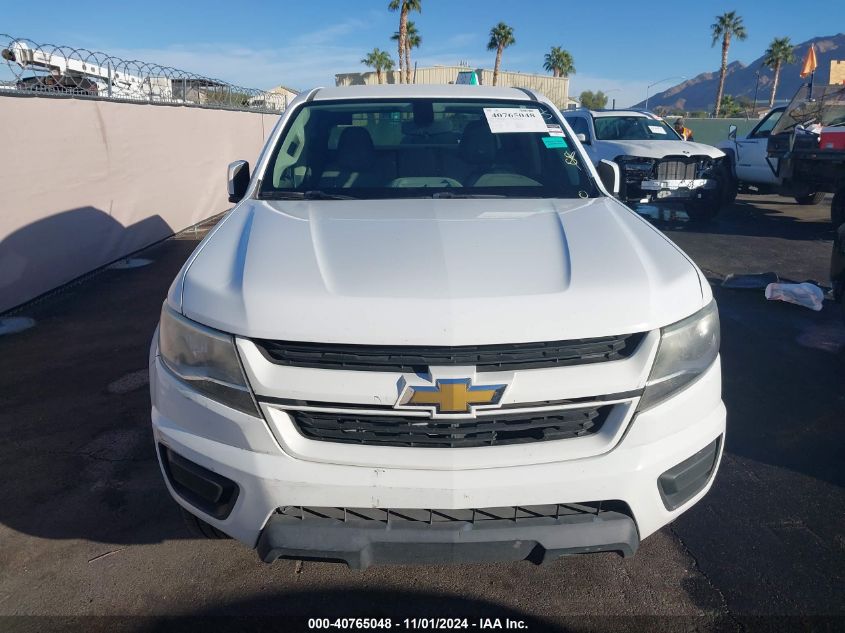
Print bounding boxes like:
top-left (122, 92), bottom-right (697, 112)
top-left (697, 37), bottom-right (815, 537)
top-left (0, 34), bottom-right (290, 113)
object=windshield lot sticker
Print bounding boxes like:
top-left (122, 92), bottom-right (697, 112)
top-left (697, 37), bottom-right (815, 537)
top-left (542, 136), bottom-right (568, 149)
top-left (648, 125), bottom-right (667, 134)
top-left (546, 124), bottom-right (565, 136)
top-left (484, 108), bottom-right (548, 133)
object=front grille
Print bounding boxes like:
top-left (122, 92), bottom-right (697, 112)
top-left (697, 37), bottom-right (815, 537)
top-left (655, 158), bottom-right (697, 181)
top-left (288, 405), bottom-right (610, 448)
top-left (276, 502), bottom-right (630, 524)
top-left (254, 333), bottom-right (644, 372)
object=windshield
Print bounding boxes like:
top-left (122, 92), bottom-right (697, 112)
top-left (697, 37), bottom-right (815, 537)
top-left (771, 84), bottom-right (845, 135)
top-left (259, 98), bottom-right (598, 200)
top-left (593, 116), bottom-right (679, 141)
top-left (749, 108), bottom-right (782, 137)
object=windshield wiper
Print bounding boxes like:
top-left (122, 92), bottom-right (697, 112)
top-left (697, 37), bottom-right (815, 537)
top-left (430, 192), bottom-right (506, 199)
top-left (259, 190), bottom-right (359, 200)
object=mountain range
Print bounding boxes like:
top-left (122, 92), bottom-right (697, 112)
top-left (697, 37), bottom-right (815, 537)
top-left (632, 33), bottom-right (845, 112)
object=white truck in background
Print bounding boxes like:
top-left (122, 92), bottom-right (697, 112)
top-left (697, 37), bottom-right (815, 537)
top-left (716, 106), bottom-right (826, 206)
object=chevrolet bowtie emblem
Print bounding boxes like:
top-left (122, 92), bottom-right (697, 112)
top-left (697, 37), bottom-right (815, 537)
top-left (401, 378), bottom-right (506, 414)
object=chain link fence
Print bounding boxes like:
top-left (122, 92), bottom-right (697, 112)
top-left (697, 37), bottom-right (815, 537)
top-left (0, 34), bottom-right (291, 113)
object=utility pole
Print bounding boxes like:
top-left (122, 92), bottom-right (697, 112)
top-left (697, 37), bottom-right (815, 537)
top-left (752, 69), bottom-right (760, 116)
top-left (604, 88), bottom-right (621, 111)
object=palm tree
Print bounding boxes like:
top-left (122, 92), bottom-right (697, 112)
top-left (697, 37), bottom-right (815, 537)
top-left (710, 11), bottom-right (747, 116)
top-left (392, 21), bottom-right (421, 83)
top-left (361, 48), bottom-right (395, 84)
top-left (719, 94), bottom-right (743, 117)
top-left (388, 0), bottom-right (422, 84)
top-left (543, 46), bottom-right (575, 78)
top-left (487, 22), bottom-right (515, 87)
top-left (763, 37), bottom-right (796, 109)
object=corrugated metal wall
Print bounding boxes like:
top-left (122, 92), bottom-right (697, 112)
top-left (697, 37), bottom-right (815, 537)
top-left (335, 66), bottom-right (569, 109)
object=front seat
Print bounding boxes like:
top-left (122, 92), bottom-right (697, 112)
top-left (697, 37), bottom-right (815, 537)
top-left (318, 127), bottom-right (388, 189)
top-left (458, 120), bottom-right (522, 186)
top-left (458, 120), bottom-right (497, 185)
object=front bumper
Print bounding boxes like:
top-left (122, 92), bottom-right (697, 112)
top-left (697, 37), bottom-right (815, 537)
top-left (151, 349), bottom-right (726, 566)
top-left (256, 504), bottom-right (639, 569)
top-left (640, 178), bottom-right (718, 196)
top-left (627, 178), bottom-right (720, 203)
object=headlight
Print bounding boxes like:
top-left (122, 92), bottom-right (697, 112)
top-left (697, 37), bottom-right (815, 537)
top-left (696, 156), bottom-right (724, 178)
top-left (616, 155), bottom-right (656, 170)
top-left (158, 305), bottom-right (259, 416)
top-left (639, 301), bottom-right (720, 411)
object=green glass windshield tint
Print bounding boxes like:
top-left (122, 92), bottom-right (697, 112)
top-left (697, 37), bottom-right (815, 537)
top-left (260, 99), bottom-right (598, 200)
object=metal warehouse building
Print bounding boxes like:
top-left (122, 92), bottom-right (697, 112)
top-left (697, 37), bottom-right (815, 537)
top-left (335, 65), bottom-right (569, 110)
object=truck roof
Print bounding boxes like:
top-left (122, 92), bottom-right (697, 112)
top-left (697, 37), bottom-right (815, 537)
top-left (310, 84), bottom-right (541, 102)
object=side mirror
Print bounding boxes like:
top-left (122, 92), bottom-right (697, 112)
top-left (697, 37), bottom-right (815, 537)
top-left (597, 159), bottom-right (621, 196)
top-left (728, 124), bottom-right (737, 140)
top-left (576, 132), bottom-right (589, 144)
top-left (228, 160), bottom-right (250, 203)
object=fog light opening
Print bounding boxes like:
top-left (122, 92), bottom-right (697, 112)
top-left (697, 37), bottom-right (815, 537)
top-left (658, 436), bottom-right (721, 511)
top-left (159, 444), bottom-right (239, 519)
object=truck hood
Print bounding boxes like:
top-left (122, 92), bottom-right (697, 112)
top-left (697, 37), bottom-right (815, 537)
top-left (593, 140), bottom-right (725, 161)
top-left (178, 197), bottom-right (706, 345)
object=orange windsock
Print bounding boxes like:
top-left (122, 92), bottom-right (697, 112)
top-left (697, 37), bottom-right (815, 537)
top-left (800, 44), bottom-right (818, 78)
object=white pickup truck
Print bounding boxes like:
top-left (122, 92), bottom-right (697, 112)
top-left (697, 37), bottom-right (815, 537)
top-left (716, 106), bottom-right (826, 206)
top-left (150, 84), bottom-right (725, 569)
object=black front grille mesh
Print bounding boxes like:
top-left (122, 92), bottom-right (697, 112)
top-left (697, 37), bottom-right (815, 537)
top-left (277, 503), bottom-right (618, 524)
top-left (288, 406), bottom-right (609, 448)
top-left (254, 334), bottom-right (644, 372)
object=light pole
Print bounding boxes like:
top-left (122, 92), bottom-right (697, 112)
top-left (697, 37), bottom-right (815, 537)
top-left (752, 69), bottom-right (761, 115)
top-left (645, 75), bottom-right (686, 111)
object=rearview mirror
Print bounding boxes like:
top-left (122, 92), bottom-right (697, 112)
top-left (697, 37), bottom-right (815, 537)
top-left (597, 159), bottom-right (621, 196)
top-left (228, 160), bottom-right (250, 203)
top-left (728, 125), bottom-right (737, 140)
top-left (576, 132), bottom-right (589, 144)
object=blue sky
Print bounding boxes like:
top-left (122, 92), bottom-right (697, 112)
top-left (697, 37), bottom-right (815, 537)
top-left (2, 0), bottom-right (841, 106)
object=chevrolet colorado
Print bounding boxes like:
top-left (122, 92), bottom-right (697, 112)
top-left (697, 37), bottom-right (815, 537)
top-left (150, 85), bottom-right (725, 569)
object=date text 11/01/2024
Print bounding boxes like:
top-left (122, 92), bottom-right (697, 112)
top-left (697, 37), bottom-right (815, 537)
top-left (307, 618), bottom-right (529, 630)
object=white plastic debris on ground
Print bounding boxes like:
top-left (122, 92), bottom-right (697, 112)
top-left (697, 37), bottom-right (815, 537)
top-left (764, 282), bottom-right (825, 311)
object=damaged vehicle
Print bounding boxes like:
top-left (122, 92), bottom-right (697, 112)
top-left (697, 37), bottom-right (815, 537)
top-left (765, 84), bottom-right (845, 225)
top-left (563, 109), bottom-right (729, 221)
top-left (716, 106), bottom-right (826, 207)
top-left (150, 85), bottom-right (725, 569)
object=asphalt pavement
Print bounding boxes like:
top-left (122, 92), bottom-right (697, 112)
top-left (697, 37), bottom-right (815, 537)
top-left (0, 196), bottom-right (843, 632)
